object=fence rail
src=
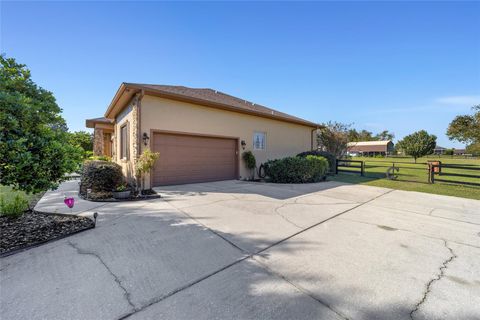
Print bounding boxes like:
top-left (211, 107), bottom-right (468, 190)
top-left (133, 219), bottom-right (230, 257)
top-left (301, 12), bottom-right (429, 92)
top-left (335, 158), bottom-right (480, 187)
top-left (336, 159), bottom-right (364, 176)
top-left (429, 162), bottom-right (480, 187)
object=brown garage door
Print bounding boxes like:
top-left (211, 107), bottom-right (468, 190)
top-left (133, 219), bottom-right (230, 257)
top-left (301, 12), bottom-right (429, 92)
top-left (152, 132), bottom-right (238, 186)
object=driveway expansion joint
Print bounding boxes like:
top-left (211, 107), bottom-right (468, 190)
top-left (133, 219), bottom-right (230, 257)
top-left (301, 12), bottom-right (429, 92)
top-left (409, 239), bottom-right (457, 320)
top-left (252, 256), bottom-right (350, 320)
top-left (118, 188), bottom-right (396, 318)
top-left (67, 241), bottom-right (137, 313)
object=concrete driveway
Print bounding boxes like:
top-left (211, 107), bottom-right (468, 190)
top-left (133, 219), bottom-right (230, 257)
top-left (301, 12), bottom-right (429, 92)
top-left (1, 180), bottom-right (479, 320)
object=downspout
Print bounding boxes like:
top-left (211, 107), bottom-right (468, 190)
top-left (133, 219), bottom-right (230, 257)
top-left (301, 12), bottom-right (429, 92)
top-left (136, 89), bottom-right (144, 157)
top-left (311, 125), bottom-right (319, 151)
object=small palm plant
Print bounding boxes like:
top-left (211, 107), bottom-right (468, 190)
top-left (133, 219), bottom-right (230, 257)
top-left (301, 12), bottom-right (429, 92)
top-left (136, 148), bottom-right (160, 193)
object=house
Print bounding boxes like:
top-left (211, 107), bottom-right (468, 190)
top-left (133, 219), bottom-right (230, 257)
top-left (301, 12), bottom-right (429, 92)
top-left (347, 140), bottom-right (394, 156)
top-left (453, 148), bottom-right (466, 155)
top-left (433, 145), bottom-right (447, 155)
top-left (86, 83), bottom-right (319, 187)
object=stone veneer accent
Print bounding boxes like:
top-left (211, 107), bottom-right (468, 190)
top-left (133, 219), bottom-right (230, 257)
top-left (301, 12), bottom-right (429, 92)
top-left (93, 128), bottom-right (104, 156)
top-left (131, 96), bottom-right (140, 169)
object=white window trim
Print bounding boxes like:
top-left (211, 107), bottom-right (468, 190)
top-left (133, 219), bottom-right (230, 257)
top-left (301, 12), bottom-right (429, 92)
top-left (253, 131), bottom-right (266, 151)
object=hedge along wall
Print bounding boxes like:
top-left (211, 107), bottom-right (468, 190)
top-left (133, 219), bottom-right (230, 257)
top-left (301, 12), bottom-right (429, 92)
top-left (297, 150), bottom-right (336, 174)
top-left (264, 155), bottom-right (329, 183)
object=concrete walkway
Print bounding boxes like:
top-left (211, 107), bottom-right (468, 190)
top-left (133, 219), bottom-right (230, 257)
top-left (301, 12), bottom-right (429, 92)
top-left (2, 180), bottom-right (479, 320)
top-left (34, 179), bottom-right (108, 216)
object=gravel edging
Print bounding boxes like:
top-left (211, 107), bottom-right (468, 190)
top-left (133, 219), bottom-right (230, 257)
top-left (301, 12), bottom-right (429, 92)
top-left (0, 211), bottom-right (95, 257)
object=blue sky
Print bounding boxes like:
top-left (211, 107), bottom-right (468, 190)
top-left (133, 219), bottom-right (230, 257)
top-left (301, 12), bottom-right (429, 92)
top-left (2, 1), bottom-right (479, 148)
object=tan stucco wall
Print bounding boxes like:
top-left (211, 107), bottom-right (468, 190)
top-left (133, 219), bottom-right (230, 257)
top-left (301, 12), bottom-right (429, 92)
top-left (137, 95), bottom-right (316, 188)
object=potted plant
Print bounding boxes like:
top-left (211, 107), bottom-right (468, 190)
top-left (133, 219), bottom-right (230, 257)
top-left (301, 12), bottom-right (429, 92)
top-left (113, 182), bottom-right (131, 199)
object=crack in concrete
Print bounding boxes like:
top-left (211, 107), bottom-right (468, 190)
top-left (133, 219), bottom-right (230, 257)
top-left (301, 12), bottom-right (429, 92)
top-left (337, 217), bottom-right (480, 250)
top-left (274, 202), bottom-right (303, 229)
top-left (367, 203), bottom-right (480, 226)
top-left (118, 189), bottom-right (395, 319)
top-left (164, 200), bottom-right (248, 254)
top-left (67, 241), bottom-right (136, 312)
top-left (409, 240), bottom-right (457, 320)
top-left (252, 256), bottom-right (350, 320)
top-left (117, 256), bottom-right (251, 320)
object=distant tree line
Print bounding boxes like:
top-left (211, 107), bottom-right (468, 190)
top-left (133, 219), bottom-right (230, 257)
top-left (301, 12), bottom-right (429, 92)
top-left (347, 129), bottom-right (395, 142)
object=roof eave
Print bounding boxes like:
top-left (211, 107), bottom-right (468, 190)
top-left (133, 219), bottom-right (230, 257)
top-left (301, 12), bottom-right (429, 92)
top-left (105, 83), bottom-right (319, 128)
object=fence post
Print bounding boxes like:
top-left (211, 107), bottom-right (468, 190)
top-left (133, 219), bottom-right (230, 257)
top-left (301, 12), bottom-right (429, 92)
top-left (335, 160), bottom-right (339, 175)
top-left (361, 161), bottom-right (364, 176)
top-left (428, 164), bottom-right (435, 184)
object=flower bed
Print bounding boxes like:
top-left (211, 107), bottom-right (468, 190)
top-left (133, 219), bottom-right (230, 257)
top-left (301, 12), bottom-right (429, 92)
top-left (0, 211), bottom-right (94, 257)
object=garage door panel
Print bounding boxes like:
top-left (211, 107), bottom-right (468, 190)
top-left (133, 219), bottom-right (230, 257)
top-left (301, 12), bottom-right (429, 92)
top-left (152, 133), bottom-right (237, 186)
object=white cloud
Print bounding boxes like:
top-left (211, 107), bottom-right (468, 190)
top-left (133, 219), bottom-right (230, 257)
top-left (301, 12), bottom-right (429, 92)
top-left (435, 95), bottom-right (480, 106)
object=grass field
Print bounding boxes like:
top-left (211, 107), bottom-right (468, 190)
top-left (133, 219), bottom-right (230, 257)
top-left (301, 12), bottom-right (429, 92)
top-left (329, 156), bottom-right (480, 200)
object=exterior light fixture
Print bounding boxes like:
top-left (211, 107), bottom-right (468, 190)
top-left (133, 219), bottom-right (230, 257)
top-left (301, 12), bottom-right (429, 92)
top-left (143, 132), bottom-right (150, 146)
top-left (241, 140), bottom-right (246, 150)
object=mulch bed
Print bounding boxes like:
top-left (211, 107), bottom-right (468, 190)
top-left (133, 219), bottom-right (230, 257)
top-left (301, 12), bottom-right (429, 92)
top-left (0, 211), bottom-right (95, 257)
top-left (79, 189), bottom-right (161, 202)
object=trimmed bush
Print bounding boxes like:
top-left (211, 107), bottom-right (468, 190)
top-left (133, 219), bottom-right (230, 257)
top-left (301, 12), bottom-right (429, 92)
top-left (297, 150), bottom-right (336, 174)
top-left (80, 160), bottom-right (123, 199)
top-left (264, 156), bottom-right (329, 183)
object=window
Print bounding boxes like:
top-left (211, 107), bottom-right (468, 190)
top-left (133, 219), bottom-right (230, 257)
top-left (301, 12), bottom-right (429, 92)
top-left (253, 131), bottom-right (266, 150)
top-left (120, 123), bottom-right (129, 160)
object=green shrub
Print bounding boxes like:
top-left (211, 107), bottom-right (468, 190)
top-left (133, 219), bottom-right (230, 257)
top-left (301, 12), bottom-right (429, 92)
top-left (264, 156), bottom-right (329, 183)
top-left (297, 150), bottom-right (336, 173)
top-left (0, 194), bottom-right (29, 217)
top-left (136, 148), bottom-right (160, 191)
top-left (242, 151), bottom-right (256, 169)
top-left (242, 151), bottom-right (256, 180)
top-left (80, 160), bottom-right (123, 198)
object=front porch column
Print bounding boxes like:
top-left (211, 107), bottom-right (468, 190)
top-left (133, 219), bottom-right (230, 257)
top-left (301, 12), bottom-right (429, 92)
top-left (93, 128), bottom-right (104, 156)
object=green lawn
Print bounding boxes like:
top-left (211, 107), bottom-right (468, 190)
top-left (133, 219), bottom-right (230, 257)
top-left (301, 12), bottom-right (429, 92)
top-left (0, 186), bottom-right (42, 210)
top-left (329, 156), bottom-right (480, 200)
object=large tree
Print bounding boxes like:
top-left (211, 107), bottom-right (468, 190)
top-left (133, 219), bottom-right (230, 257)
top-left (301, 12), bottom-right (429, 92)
top-left (0, 55), bottom-right (83, 193)
top-left (446, 105), bottom-right (480, 154)
top-left (396, 130), bottom-right (436, 163)
top-left (317, 121), bottom-right (350, 158)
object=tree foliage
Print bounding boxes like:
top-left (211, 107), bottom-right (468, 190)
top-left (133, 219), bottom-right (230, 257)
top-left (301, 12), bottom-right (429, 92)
top-left (375, 130), bottom-right (395, 141)
top-left (446, 105), bottom-right (480, 152)
top-left (68, 131), bottom-right (93, 155)
top-left (347, 129), bottom-right (394, 142)
top-left (317, 122), bottom-right (350, 158)
top-left (0, 55), bottom-right (83, 193)
top-left (396, 130), bottom-right (436, 162)
top-left (242, 151), bottom-right (256, 180)
top-left (136, 148), bottom-right (159, 191)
